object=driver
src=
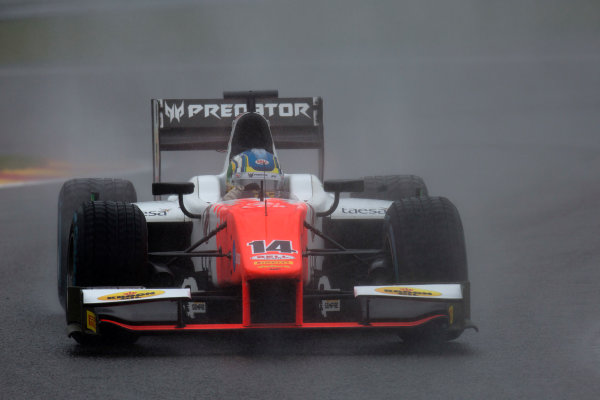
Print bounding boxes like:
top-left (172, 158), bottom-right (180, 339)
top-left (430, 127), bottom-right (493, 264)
top-left (224, 148), bottom-right (284, 200)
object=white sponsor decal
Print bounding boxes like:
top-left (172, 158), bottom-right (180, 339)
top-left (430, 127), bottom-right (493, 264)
top-left (251, 254), bottom-right (295, 260)
top-left (186, 302), bottom-right (206, 318)
top-left (321, 299), bottom-right (340, 317)
top-left (164, 101), bottom-right (184, 122)
top-left (240, 201), bottom-right (289, 209)
top-left (341, 207), bottom-right (387, 215)
top-left (143, 209), bottom-right (170, 217)
top-left (247, 240), bottom-right (297, 254)
top-left (186, 102), bottom-right (311, 120)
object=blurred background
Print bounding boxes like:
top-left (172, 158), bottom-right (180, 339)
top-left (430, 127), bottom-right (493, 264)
top-left (2, 0), bottom-right (598, 188)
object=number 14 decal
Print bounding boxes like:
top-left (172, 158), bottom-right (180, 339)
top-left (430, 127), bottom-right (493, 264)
top-left (247, 240), bottom-right (297, 254)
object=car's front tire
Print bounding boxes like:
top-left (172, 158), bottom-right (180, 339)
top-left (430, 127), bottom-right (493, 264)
top-left (383, 196), bottom-right (467, 283)
top-left (57, 178), bottom-right (137, 309)
top-left (67, 200), bottom-right (148, 345)
top-left (382, 196), bottom-right (468, 342)
top-left (69, 200), bottom-right (149, 287)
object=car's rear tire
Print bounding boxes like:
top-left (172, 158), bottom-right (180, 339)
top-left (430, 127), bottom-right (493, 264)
top-left (57, 178), bottom-right (137, 309)
top-left (324, 175), bottom-right (428, 289)
top-left (69, 201), bottom-right (149, 287)
top-left (351, 175), bottom-right (428, 200)
top-left (382, 196), bottom-right (467, 342)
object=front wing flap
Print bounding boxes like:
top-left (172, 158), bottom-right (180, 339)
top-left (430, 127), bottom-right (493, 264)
top-left (67, 283), bottom-right (471, 337)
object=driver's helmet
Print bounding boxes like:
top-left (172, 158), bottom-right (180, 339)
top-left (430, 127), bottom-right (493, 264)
top-left (226, 148), bottom-right (283, 196)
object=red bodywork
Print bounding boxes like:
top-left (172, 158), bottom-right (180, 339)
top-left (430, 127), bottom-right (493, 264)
top-left (211, 198), bottom-right (309, 326)
top-left (212, 198), bottom-right (309, 286)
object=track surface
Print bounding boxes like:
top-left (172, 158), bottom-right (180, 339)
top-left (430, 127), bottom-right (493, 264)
top-left (2, 2), bottom-right (600, 399)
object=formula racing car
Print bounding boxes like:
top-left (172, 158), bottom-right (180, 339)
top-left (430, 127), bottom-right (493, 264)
top-left (57, 90), bottom-right (476, 344)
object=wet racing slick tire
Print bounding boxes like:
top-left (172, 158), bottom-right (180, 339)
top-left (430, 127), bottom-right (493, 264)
top-left (351, 175), bottom-right (428, 200)
top-left (324, 175), bottom-right (428, 289)
top-left (384, 196), bottom-right (467, 282)
top-left (67, 200), bottom-right (148, 344)
top-left (383, 196), bottom-right (468, 343)
top-left (69, 200), bottom-right (148, 287)
top-left (57, 178), bottom-right (137, 309)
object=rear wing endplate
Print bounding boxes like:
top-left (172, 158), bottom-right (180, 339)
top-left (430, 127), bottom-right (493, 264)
top-left (151, 91), bottom-right (324, 182)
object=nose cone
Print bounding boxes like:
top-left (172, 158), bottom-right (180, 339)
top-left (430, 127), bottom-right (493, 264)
top-left (215, 198), bottom-right (309, 285)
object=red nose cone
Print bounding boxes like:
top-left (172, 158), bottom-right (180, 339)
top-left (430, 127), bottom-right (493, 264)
top-left (213, 198), bottom-right (309, 286)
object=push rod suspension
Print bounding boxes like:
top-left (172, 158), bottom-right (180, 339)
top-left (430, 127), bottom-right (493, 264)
top-left (303, 222), bottom-right (380, 266)
top-left (162, 222), bottom-right (227, 266)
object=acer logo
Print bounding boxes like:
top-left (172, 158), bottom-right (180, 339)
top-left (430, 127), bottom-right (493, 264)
top-left (247, 240), bottom-right (297, 254)
top-left (164, 101), bottom-right (184, 122)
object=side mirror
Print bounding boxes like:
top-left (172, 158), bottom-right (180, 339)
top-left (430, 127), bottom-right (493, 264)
top-left (318, 179), bottom-right (364, 217)
top-left (152, 182), bottom-right (195, 196)
top-left (152, 182), bottom-right (201, 219)
top-left (323, 179), bottom-right (364, 193)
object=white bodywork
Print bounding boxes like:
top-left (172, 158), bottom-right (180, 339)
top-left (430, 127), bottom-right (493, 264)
top-left (136, 110), bottom-right (393, 288)
top-left (136, 174), bottom-right (392, 223)
top-left (135, 173), bottom-right (393, 288)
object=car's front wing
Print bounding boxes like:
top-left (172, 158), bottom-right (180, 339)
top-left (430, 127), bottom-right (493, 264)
top-left (66, 283), bottom-right (473, 338)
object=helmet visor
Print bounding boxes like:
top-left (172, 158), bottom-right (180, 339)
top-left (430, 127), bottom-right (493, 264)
top-left (231, 171), bottom-right (283, 195)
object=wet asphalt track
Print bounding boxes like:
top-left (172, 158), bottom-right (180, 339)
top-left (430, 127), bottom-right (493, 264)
top-left (2, 2), bottom-right (600, 399)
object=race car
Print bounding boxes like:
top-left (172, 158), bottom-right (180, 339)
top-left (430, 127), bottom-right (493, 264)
top-left (57, 90), bottom-right (476, 344)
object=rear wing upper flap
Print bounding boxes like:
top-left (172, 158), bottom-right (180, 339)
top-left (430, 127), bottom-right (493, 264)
top-left (152, 91), bottom-right (324, 182)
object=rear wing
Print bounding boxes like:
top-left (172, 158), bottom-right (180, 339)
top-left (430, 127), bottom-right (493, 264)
top-left (151, 91), bottom-right (324, 182)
